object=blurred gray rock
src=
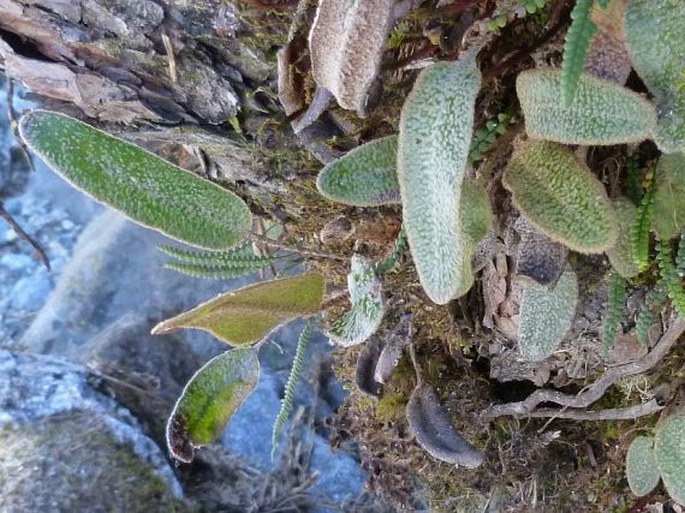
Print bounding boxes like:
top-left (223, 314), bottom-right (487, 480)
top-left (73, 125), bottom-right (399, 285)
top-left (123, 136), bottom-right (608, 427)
top-left (0, 349), bottom-right (187, 512)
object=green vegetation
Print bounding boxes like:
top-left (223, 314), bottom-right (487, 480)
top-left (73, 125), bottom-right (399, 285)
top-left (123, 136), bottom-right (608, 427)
top-left (167, 346), bottom-right (260, 463)
top-left (152, 272), bottom-right (324, 346)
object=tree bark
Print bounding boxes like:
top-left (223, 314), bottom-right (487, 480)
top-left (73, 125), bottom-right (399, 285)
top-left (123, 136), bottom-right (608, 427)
top-left (0, 0), bottom-right (310, 217)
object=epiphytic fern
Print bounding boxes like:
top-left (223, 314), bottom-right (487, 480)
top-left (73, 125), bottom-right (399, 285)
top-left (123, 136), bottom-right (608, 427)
top-left (677, 233), bottom-right (685, 273)
top-left (375, 226), bottom-right (407, 275)
top-left (635, 279), bottom-right (668, 346)
top-left (562, 0), bottom-right (597, 105)
top-left (602, 270), bottom-right (625, 352)
top-left (271, 320), bottom-right (313, 458)
top-left (159, 243), bottom-right (275, 280)
top-left (657, 238), bottom-right (685, 318)
top-left (631, 168), bottom-right (655, 273)
top-left (468, 113), bottom-right (515, 164)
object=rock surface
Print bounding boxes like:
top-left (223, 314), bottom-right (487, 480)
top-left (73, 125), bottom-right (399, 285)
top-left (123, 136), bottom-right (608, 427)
top-left (1, 83), bottom-right (372, 510)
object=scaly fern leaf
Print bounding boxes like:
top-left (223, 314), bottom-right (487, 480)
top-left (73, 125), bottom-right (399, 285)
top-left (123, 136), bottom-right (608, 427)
top-left (631, 168), bottom-right (655, 273)
top-left (657, 239), bottom-right (685, 318)
top-left (635, 279), bottom-right (668, 346)
top-left (602, 270), bottom-right (625, 352)
top-left (159, 243), bottom-right (274, 280)
top-left (271, 320), bottom-right (313, 458)
top-left (562, 0), bottom-right (597, 105)
top-left (676, 233), bottom-right (685, 274)
top-left (468, 113), bottom-right (515, 164)
top-left (375, 226), bottom-right (407, 275)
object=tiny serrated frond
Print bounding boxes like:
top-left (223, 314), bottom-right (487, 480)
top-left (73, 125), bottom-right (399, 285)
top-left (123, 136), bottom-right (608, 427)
top-left (468, 113), bottom-right (515, 164)
top-left (271, 320), bottom-right (313, 459)
top-left (676, 233), bottom-right (685, 274)
top-left (562, 0), bottom-right (597, 105)
top-left (635, 279), bottom-right (668, 346)
top-left (631, 168), bottom-right (655, 273)
top-left (163, 261), bottom-right (266, 280)
top-left (159, 244), bottom-right (273, 267)
top-left (657, 239), bottom-right (685, 318)
top-left (375, 226), bottom-right (407, 275)
top-left (602, 271), bottom-right (625, 352)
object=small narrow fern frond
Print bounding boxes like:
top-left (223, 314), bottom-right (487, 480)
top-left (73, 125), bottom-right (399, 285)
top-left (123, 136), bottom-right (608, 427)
top-left (468, 113), bottom-right (515, 164)
top-left (158, 243), bottom-right (273, 267)
top-left (163, 261), bottom-right (267, 280)
top-left (657, 238), bottom-right (685, 318)
top-left (635, 280), bottom-right (668, 346)
top-left (375, 226), bottom-right (407, 275)
top-left (561, 0), bottom-right (597, 105)
top-left (676, 233), bottom-right (685, 273)
top-left (159, 243), bottom-right (274, 279)
top-left (602, 270), bottom-right (625, 352)
top-left (625, 152), bottom-right (643, 204)
top-left (271, 320), bottom-right (313, 458)
top-left (631, 168), bottom-right (655, 273)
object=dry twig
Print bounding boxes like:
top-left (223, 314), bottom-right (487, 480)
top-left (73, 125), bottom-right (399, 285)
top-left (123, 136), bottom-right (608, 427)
top-left (480, 317), bottom-right (685, 420)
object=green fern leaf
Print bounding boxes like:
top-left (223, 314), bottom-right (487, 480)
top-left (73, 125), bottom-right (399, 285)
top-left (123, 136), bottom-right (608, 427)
top-left (158, 243), bottom-right (265, 266)
top-left (676, 233), bottom-right (685, 273)
top-left (375, 226), bottom-right (407, 275)
top-left (18, 110), bottom-right (252, 250)
top-left (635, 280), bottom-right (668, 345)
top-left (163, 261), bottom-right (267, 280)
top-left (624, 0), bottom-right (685, 153)
top-left (562, 0), bottom-right (598, 105)
top-left (271, 320), bottom-right (313, 458)
top-left (631, 168), bottom-right (655, 272)
top-left (602, 271), bottom-right (626, 352)
top-left (398, 47), bottom-right (481, 304)
top-left (517, 69), bottom-right (657, 145)
top-left (657, 239), bottom-right (685, 318)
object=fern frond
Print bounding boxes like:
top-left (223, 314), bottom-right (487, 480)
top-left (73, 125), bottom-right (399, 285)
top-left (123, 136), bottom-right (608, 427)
top-left (158, 243), bottom-right (272, 267)
top-left (602, 270), bottom-right (625, 352)
top-left (375, 226), bottom-right (407, 275)
top-left (271, 320), bottom-right (313, 458)
top-left (561, 0), bottom-right (597, 105)
top-left (625, 152), bottom-right (643, 204)
top-left (468, 113), bottom-right (515, 164)
top-left (657, 239), bottom-right (685, 318)
top-left (159, 243), bottom-right (274, 279)
top-left (631, 168), bottom-right (655, 273)
top-left (635, 280), bottom-right (668, 346)
top-left (163, 261), bottom-right (267, 280)
top-left (676, 233), bottom-right (685, 273)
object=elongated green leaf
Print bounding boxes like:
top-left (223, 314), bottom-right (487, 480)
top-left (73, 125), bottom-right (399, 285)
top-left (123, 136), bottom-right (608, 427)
top-left (602, 270), bottom-right (626, 352)
top-left (503, 140), bottom-right (618, 253)
top-left (654, 413), bottom-right (685, 505)
top-left (518, 270), bottom-right (579, 361)
top-left (624, 0), bottom-right (685, 153)
top-left (562, 0), bottom-right (597, 104)
top-left (626, 436), bottom-right (660, 497)
top-left (517, 69), bottom-right (657, 145)
top-left (398, 48), bottom-right (482, 304)
top-left (652, 153), bottom-right (685, 241)
top-left (316, 136), bottom-right (400, 206)
top-left (328, 255), bottom-right (384, 347)
top-left (606, 197), bottom-right (641, 278)
top-left (167, 346), bottom-right (260, 462)
top-left (152, 272), bottom-right (325, 346)
top-left (19, 110), bottom-right (252, 249)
